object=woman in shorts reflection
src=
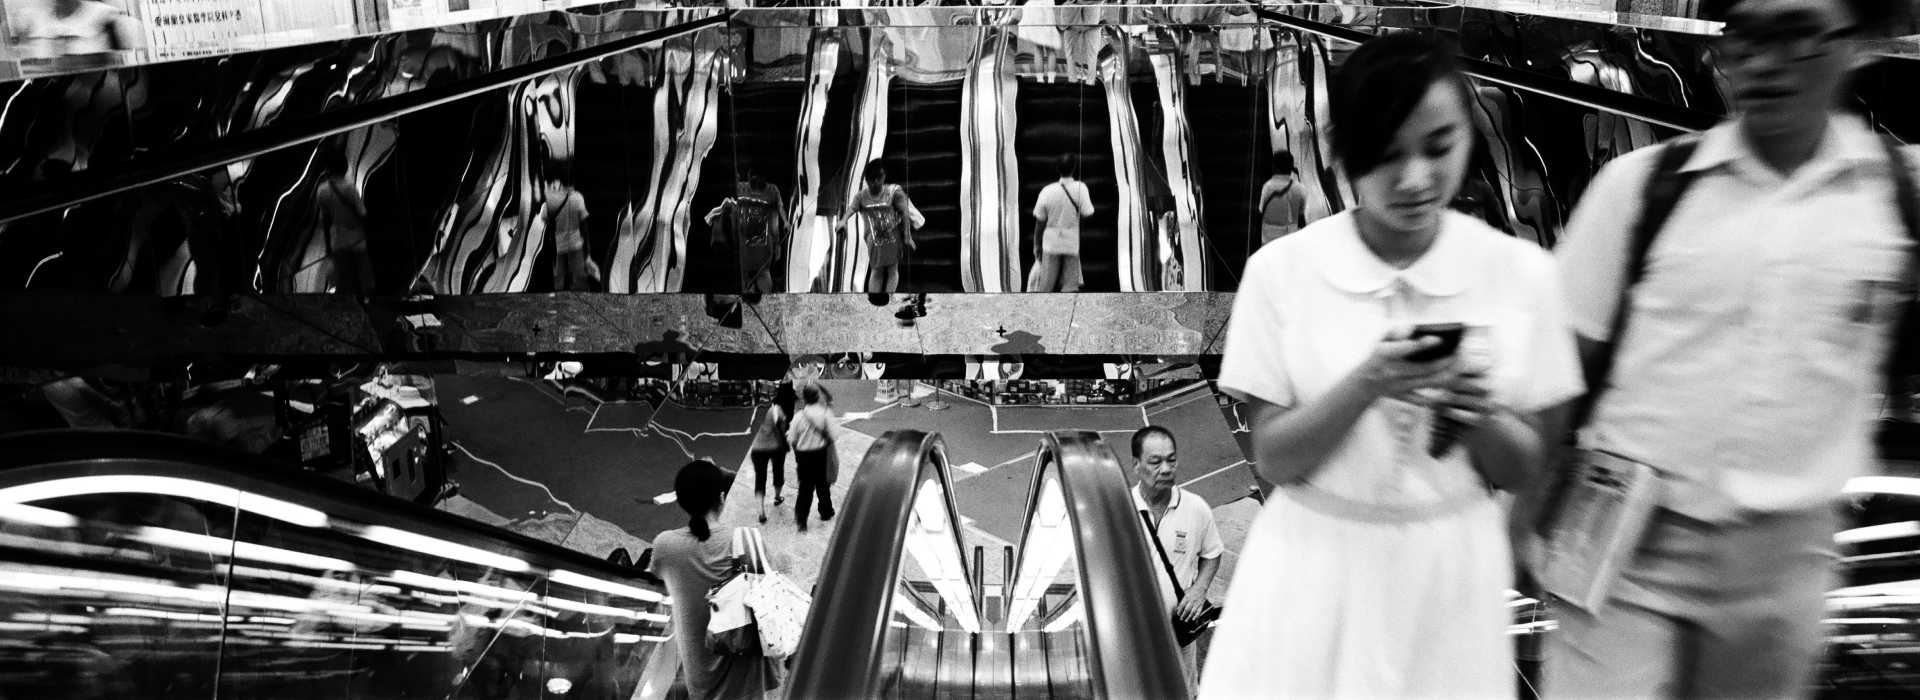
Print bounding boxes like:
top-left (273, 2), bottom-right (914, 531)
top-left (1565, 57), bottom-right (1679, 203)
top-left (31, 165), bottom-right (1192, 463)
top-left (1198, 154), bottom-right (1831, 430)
top-left (1201, 33), bottom-right (1582, 698)
top-left (841, 161), bottom-right (922, 295)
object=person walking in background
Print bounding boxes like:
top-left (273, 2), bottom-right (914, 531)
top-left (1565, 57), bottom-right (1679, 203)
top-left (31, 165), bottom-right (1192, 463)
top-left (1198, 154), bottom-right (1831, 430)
top-left (9, 0), bottom-right (143, 60)
top-left (842, 161), bottom-right (923, 295)
top-left (545, 177), bottom-right (599, 291)
top-left (1202, 33), bottom-right (1582, 698)
top-left (650, 460), bottom-right (781, 699)
top-left (1539, 1), bottom-right (1920, 696)
top-left (750, 383), bottom-right (797, 524)
top-left (1028, 154), bottom-right (1096, 292)
top-left (1256, 150), bottom-right (1308, 247)
top-left (1129, 426), bottom-right (1223, 693)
top-left (785, 383), bottom-right (838, 532)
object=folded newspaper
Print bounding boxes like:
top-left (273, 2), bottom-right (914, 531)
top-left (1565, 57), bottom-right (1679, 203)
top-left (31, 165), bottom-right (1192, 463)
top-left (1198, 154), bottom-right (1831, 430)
top-left (1538, 449), bottom-right (1663, 614)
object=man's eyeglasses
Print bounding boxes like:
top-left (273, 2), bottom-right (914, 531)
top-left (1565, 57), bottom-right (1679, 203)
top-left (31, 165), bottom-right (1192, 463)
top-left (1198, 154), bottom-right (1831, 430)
top-left (1713, 23), bottom-right (1859, 62)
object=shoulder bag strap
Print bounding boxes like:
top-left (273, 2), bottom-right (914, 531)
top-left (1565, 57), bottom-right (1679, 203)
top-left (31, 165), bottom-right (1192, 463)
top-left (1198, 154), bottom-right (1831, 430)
top-left (1137, 509), bottom-right (1186, 599)
top-left (1574, 137), bottom-right (1702, 427)
top-left (1879, 135), bottom-right (1920, 389)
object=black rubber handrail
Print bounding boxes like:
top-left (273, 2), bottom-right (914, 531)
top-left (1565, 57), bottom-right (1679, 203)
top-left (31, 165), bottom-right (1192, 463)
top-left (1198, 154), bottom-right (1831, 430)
top-left (1252, 6), bottom-right (1719, 133)
top-left (0, 429), bottom-right (644, 581)
top-left (786, 429), bottom-right (977, 699)
top-left (0, 11), bottom-right (729, 226)
top-left (1009, 431), bottom-right (1188, 699)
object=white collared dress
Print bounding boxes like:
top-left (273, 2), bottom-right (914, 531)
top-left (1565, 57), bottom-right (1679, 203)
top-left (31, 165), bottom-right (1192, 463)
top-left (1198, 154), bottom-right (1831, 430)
top-left (1201, 211), bottom-right (1583, 699)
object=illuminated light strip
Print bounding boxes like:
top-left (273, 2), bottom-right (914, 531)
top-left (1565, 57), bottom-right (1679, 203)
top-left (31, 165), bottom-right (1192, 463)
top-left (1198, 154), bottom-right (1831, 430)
top-left (389, 645), bottom-right (454, 653)
top-left (1042, 603), bottom-right (1083, 634)
top-left (612, 633), bottom-right (670, 644)
top-left (0, 621), bottom-right (86, 634)
top-left (1845, 476), bottom-right (1920, 498)
top-left (249, 616), bottom-right (297, 625)
top-left (1508, 597), bottom-right (1540, 608)
top-left (228, 565), bottom-right (402, 597)
top-left (3, 571), bottom-right (224, 603)
top-left (135, 527), bottom-right (355, 572)
top-left (10, 613), bottom-right (91, 625)
top-left (0, 475), bottom-right (328, 528)
top-left (893, 594), bottom-right (944, 632)
top-left (1836, 521), bottom-right (1920, 545)
top-left (357, 526), bottom-right (528, 572)
top-left (0, 503), bottom-right (78, 528)
top-left (285, 640), bottom-right (385, 650)
top-left (386, 571), bottom-right (537, 605)
top-left (104, 607), bottom-right (234, 623)
top-left (549, 569), bottom-right (665, 604)
top-left (1829, 579), bottom-right (1920, 597)
top-left (539, 594), bottom-right (644, 620)
top-left (1826, 618), bottom-right (1913, 625)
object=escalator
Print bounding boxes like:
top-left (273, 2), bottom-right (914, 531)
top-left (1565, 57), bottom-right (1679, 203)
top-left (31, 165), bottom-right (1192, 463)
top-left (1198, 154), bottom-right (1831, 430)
top-left (684, 82), bottom-right (808, 294)
top-left (1183, 82), bottom-right (1271, 287)
top-left (884, 83), bottom-right (966, 293)
top-left (1013, 81), bottom-right (1121, 292)
top-left (789, 429), bottom-right (1187, 699)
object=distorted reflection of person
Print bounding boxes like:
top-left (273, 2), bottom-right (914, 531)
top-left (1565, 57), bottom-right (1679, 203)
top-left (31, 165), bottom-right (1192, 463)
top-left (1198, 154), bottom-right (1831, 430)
top-left (707, 164), bottom-right (790, 295)
top-left (544, 177), bottom-right (599, 291)
top-left (1203, 33), bottom-right (1581, 698)
top-left (1027, 154), bottom-right (1095, 292)
top-left (650, 460), bottom-right (784, 699)
top-left (9, 0), bottom-right (143, 61)
top-left (840, 161), bottom-right (923, 296)
top-left (1256, 150), bottom-right (1308, 247)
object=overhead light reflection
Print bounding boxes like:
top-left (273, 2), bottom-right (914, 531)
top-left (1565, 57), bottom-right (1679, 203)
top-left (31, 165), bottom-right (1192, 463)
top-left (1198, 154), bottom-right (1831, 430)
top-left (1836, 521), bottom-right (1920, 545)
top-left (0, 503), bottom-right (78, 528)
top-left (135, 527), bottom-right (355, 571)
top-left (549, 569), bottom-right (665, 604)
top-left (0, 475), bottom-right (328, 528)
top-left (358, 526), bottom-right (529, 572)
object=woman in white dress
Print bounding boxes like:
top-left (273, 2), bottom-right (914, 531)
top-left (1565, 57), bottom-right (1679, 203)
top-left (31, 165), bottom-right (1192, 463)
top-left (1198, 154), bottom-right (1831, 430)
top-left (1199, 33), bottom-right (1583, 699)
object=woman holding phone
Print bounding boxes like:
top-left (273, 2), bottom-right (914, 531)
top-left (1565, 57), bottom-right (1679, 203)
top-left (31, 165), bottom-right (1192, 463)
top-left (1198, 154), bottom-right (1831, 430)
top-left (1200, 33), bottom-right (1582, 698)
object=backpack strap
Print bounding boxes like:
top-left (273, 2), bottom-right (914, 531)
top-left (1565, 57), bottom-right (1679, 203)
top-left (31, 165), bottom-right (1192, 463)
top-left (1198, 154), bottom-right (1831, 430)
top-left (1576, 137), bottom-right (1704, 425)
top-left (1881, 136), bottom-right (1920, 395)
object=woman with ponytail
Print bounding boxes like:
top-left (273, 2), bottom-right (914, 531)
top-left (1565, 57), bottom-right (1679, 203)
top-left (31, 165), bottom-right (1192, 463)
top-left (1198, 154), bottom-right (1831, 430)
top-left (649, 460), bottom-right (779, 698)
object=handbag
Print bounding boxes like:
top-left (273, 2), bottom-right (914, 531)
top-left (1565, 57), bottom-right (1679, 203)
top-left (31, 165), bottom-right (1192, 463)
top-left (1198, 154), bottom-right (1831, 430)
top-left (705, 527), bottom-right (768, 655)
top-left (1533, 449), bottom-right (1662, 613)
top-left (744, 565), bottom-right (813, 658)
top-left (1138, 510), bottom-right (1221, 647)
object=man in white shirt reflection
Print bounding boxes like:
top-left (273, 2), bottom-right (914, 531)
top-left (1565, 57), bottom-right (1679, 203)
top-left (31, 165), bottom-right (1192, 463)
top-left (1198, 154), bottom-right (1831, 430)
top-left (9, 0), bottom-right (142, 60)
top-left (1129, 425), bottom-right (1223, 692)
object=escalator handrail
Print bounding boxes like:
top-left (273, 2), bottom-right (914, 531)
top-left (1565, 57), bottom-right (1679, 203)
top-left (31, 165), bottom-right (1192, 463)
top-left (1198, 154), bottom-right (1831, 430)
top-left (0, 429), bottom-right (648, 584)
top-left (785, 429), bottom-right (975, 699)
top-left (1250, 5), bottom-right (1718, 133)
top-left (1008, 430), bottom-right (1188, 700)
top-left (0, 10), bottom-right (729, 226)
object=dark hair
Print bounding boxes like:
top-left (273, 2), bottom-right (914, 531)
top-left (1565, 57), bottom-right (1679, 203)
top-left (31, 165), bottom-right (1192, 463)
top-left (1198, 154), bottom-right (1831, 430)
top-left (800, 384), bottom-right (821, 405)
top-left (1055, 154), bottom-right (1079, 178)
top-left (674, 459), bottom-right (731, 541)
top-left (740, 162), bottom-right (766, 189)
top-left (1274, 150), bottom-right (1296, 176)
top-left (774, 382), bottom-right (798, 418)
top-left (863, 161), bottom-right (887, 185)
top-left (1330, 32), bottom-right (1471, 177)
top-left (1701, 0), bottom-right (1909, 36)
top-left (1130, 425), bottom-right (1176, 459)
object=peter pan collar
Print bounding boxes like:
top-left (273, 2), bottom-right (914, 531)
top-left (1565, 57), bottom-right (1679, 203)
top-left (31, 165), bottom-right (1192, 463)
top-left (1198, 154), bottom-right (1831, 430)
top-left (1316, 211), bottom-right (1473, 297)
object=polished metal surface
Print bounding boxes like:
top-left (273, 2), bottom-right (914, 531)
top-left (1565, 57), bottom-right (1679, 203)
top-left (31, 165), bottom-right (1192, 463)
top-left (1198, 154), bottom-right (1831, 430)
top-left (0, 2), bottom-right (1913, 298)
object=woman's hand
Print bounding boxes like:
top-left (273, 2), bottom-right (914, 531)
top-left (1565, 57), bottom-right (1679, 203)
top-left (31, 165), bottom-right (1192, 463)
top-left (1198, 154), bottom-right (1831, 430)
top-left (1355, 334), bottom-right (1461, 401)
top-left (1428, 372), bottom-right (1502, 430)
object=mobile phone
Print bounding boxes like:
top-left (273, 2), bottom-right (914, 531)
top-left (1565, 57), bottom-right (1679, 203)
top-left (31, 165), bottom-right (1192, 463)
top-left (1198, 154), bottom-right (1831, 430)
top-left (1405, 322), bottom-right (1466, 363)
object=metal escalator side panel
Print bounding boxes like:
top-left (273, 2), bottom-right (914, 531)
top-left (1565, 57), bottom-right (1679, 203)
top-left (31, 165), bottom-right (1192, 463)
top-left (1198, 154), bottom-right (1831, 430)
top-left (958, 26), bottom-right (1022, 293)
top-left (1146, 37), bottom-right (1210, 294)
top-left (610, 30), bottom-right (727, 293)
top-left (786, 28), bottom-right (843, 292)
top-left (1096, 33), bottom-right (1154, 293)
top-left (1041, 430), bottom-right (1188, 699)
top-left (787, 429), bottom-right (978, 698)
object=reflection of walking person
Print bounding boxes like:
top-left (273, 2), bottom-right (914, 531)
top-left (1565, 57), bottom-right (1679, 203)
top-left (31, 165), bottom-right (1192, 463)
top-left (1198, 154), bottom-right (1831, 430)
top-left (707, 164), bottom-right (790, 294)
top-left (1028, 154), bottom-right (1095, 292)
top-left (784, 383), bottom-right (838, 532)
top-left (841, 161), bottom-right (924, 294)
top-left (9, 0), bottom-right (142, 59)
top-left (1256, 151), bottom-right (1307, 247)
top-left (545, 178), bottom-right (600, 291)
